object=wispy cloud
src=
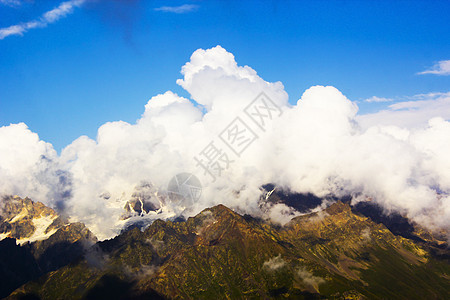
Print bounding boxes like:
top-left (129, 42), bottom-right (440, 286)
top-left (358, 91), bottom-right (450, 129)
top-left (154, 4), bottom-right (199, 14)
top-left (417, 60), bottom-right (450, 76)
top-left (364, 96), bottom-right (394, 103)
top-left (263, 255), bottom-right (286, 271)
top-left (0, 0), bottom-right (21, 7)
top-left (0, 0), bottom-right (86, 40)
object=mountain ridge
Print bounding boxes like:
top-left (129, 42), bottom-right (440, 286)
top-left (5, 198), bottom-right (449, 299)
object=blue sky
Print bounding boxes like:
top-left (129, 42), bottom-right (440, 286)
top-left (0, 0), bottom-right (449, 151)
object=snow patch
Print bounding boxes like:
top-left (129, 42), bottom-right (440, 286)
top-left (0, 232), bottom-right (10, 241)
top-left (17, 215), bottom-right (58, 245)
top-left (9, 208), bottom-right (28, 223)
top-left (265, 187), bottom-right (276, 200)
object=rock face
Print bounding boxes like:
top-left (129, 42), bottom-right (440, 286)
top-left (121, 182), bottom-right (164, 220)
top-left (0, 196), bottom-right (97, 298)
top-left (0, 196), bottom-right (62, 244)
top-left (0, 238), bottom-right (41, 299)
top-left (260, 183), bottom-right (324, 213)
top-left (9, 202), bottom-right (450, 300)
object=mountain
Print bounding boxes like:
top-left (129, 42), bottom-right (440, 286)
top-left (261, 184), bottom-right (449, 260)
top-left (0, 195), bottom-right (63, 244)
top-left (260, 183), bottom-right (325, 213)
top-left (121, 182), bottom-right (164, 220)
top-left (0, 196), bottom-right (97, 298)
top-left (7, 200), bottom-right (449, 299)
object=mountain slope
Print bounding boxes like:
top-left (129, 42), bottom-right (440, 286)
top-left (0, 196), bottom-right (62, 244)
top-left (8, 202), bottom-right (450, 299)
top-left (0, 196), bottom-right (96, 298)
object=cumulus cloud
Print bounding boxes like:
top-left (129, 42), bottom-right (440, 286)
top-left (0, 123), bottom-right (71, 210)
top-left (0, 0), bottom-right (86, 40)
top-left (418, 60), bottom-right (450, 75)
top-left (1, 46), bottom-right (450, 240)
top-left (154, 4), bottom-right (198, 14)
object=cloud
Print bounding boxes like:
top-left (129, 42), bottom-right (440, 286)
top-left (296, 267), bottom-right (325, 290)
top-left (0, 0), bottom-right (86, 40)
top-left (1, 46), bottom-right (450, 241)
top-left (357, 92), bottom-right (450, 129)
top-left (154, 4), bottom-right (198, 14)
top-left (263, 255), bottom-right (286, 271)
top-left (0, 123), bottom-right (71, 211)
top-left (417, 60), bottom-right (450, 75)
top-left (42, 0), bottom-right (84, 23)
top-left (361, 227), bottom-right (371, 241)
top-left (195, 210), bottom-right (216, 235)
top-left (0, 0), bottom-right (21, 7)
top-left (364, 96), bottom-right (393, 103)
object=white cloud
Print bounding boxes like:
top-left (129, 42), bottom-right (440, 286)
top-left (357, 92), bottom-right (450, 129)
top-left (417, 60), bottom-right (450, 75)
top-left (263, 255), bottom-right (286, 271)
top-left (364, 96), bottom-right (393, 103)
top-left (0, 123), bottom-right (71, 211)
top-left (42, 0), bottom-right (84, 23)
top-left (1, 46), bottom-right (450, 240)
top-left (0, 0), bottom-right (85, 40)
top-left (154, 4), bottom-right (198, 14)
top-left (0, 24), bottom-right (28, 38)
top-left (297, 267), bottom-right (325, 290)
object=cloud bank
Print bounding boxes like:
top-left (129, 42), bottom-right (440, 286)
top-left (1, 46), bottom-right (449, 240)
top-left (0, 0), bottom-right (86, 40)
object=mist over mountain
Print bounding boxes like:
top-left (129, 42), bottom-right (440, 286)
top-left (1, 197), bottom-right (448, 299)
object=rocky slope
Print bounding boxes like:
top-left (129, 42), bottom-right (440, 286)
top-left (0, 196), bottom-right (97, 298)
top-left (8, 201), bottom-right (450, 299)
top-left (0, 196), bottom-right (62, 244)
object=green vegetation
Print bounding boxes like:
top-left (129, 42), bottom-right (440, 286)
top-left (8, 202), bottom-right (450, 299)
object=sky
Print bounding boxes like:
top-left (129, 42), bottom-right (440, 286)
top-left (0, 0), bottom-right (449, 151)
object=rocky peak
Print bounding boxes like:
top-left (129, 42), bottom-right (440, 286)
top-left (324, 200), bottom-right (350, 215)
top-left (202, 204), bottom-right (240, 218)
top-left (0, 196), bottom-right (96, 247)
top-left (1, 196), bottom-right (58, 221)
top-left (0, 196), bottom-right (97, 298)
top-left (0, 196), bottom-right (63, 244)
top-left (121, 182), bottom-right (163, 220)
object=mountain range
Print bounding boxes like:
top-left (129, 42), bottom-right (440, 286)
top-left (0, 192), bottom-right (449, 299)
